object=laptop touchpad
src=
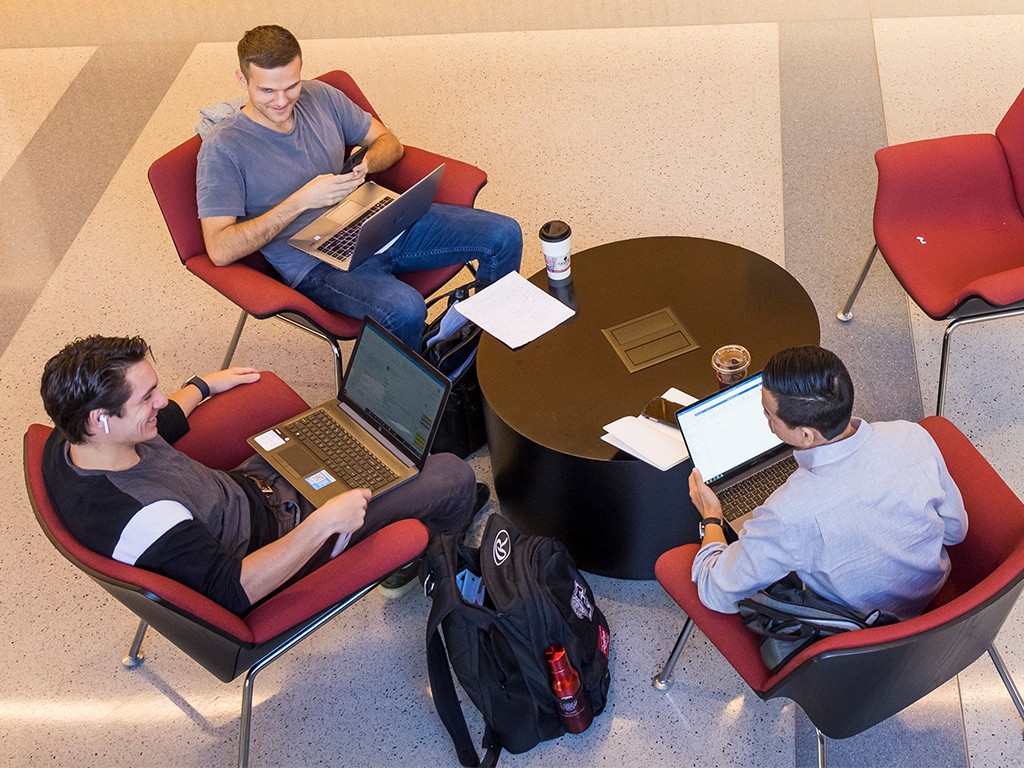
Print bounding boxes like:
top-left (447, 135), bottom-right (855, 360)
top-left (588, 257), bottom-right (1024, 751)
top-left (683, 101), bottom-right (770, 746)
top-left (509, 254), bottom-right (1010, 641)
top-left (277, 444), bottom-right (322, 477)
top-left (325, 200), bottom-right (361, 223)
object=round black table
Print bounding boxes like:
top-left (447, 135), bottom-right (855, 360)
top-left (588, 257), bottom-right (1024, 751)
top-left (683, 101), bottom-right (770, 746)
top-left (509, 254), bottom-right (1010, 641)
top-left (478, 237), bottom-right (820, 579)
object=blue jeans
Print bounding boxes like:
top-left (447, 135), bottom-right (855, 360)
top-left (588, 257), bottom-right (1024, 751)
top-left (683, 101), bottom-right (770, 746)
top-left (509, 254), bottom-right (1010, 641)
top-left (295, 204), bottom-right (523, 348)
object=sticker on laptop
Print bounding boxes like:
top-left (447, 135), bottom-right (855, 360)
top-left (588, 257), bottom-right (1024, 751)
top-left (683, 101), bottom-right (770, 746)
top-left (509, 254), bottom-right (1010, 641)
top-left (305, 470), bottom-right (336, 490)
top-left (254, 430), bottom-right (287, 451)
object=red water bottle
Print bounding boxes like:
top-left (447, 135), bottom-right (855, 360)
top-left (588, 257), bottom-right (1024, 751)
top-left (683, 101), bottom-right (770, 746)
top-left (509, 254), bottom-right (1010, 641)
top-left (545, 645), bottom-right (593, 734)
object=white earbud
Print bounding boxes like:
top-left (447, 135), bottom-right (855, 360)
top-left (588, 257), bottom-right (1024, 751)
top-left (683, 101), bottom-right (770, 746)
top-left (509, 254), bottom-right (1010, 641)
top-left (100, 414), bottom-right (109, 434)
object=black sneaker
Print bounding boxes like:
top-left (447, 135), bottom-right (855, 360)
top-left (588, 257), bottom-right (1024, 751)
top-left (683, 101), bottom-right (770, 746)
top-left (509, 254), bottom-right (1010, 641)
top-left (378, 560), bottom-right (421, 599)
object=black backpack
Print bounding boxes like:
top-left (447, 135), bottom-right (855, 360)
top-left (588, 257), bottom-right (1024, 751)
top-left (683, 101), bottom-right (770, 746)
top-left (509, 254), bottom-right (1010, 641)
top-left (737, 572), bottom-right (900, 671)
top-left (422, 513), bottom-right (611, 766)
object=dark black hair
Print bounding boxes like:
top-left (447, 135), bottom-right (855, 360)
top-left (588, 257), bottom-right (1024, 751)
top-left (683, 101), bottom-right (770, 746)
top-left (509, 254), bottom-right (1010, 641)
top-left (40, 336), bottom-right (151, 444)
top-left (237, 25), bottom-right (302, 77)
top-left (761, 346), bottom-right (853, 440)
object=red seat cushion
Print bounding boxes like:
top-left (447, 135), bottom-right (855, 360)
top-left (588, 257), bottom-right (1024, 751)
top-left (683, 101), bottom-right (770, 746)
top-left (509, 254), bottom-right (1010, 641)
top-left (874, 134), bottom-right (1024, 318)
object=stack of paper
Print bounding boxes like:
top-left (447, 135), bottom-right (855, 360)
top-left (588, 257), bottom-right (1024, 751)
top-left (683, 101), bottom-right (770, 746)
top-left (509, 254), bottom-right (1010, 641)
top-left (601, 388), bottom-right (697, 471)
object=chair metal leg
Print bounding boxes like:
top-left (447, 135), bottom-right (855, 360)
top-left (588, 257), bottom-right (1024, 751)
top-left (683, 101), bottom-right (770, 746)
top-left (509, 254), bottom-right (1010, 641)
top-left (122, 619), bottom-right (148, 668)
top-left (936, 308), bottom-right (1024, 417)
top-left (836, 244), bottom-right (878, 323)
top-left (816, 726), bottom-right (827, 768)
top-left (222, 310), bottom-right (249, 370)
top-left (236, 580), bottom-right (380, 768)
top-left (238, 666), bottom-right (258, 768)
top-left (328, 337), bottom-right (344, 393)
top-left (988, 643), bottom-right (1024, 724)
top-left (652, 617), bottom-right (694, 691)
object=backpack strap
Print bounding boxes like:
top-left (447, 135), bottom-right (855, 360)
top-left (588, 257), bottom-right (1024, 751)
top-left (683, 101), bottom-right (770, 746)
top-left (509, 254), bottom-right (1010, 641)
top-left (425, 603), bottom-right (506, 766)
top-left (426, 618), bottom-right (481, 767)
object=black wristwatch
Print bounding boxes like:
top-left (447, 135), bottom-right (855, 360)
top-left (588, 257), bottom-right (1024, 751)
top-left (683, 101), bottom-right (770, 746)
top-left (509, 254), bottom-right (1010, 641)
top-left (183, 375), bottom-right (211, 400)
top-left (699, 516), bottom-right (724, 539)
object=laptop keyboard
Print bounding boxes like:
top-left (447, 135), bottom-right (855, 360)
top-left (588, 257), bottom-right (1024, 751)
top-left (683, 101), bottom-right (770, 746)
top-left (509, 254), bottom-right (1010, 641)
top-left (315, 196), bottom-right (396, 261)
top-left (718, 455), bottom-right (798, 522)
top-left (289, 411), bottom-right (398, 491)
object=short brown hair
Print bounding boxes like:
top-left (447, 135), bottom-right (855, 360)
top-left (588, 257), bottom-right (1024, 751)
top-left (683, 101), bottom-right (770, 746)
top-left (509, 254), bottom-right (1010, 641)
top-left (237, 25), bottom-right (302, 77)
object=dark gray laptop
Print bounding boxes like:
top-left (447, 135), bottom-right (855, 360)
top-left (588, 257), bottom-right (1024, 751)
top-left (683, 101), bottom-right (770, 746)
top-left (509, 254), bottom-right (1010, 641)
top-left (248, 317), bottom-right (451, 509)
top-left (676, 373), bottom-right (797, 531)
top-left (287, 164), bottom-right (445, 270)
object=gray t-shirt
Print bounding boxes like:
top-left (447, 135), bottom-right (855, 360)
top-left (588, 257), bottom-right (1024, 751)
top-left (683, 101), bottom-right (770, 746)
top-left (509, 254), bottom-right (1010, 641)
top-left (196, 80), bottom-right (373, 287)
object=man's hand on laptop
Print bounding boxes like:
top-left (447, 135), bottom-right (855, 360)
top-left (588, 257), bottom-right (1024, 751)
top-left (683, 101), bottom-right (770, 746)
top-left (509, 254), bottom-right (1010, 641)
top-left (688, 468), bottom-right (722, 518)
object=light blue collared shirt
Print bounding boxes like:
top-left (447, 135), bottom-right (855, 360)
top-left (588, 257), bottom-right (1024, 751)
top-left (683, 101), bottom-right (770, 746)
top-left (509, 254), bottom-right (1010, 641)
top-left (692, 419), bottom-right (968, 619)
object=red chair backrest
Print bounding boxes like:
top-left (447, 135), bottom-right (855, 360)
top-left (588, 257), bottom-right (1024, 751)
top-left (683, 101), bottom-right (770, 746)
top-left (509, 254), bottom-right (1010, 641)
top-left (996, 85), bottom-right (1024, 215)
top-left (148, 134), bottom-right (205, 265)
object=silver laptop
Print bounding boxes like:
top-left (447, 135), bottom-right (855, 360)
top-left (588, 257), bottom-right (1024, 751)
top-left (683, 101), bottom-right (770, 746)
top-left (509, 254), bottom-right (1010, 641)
top-left (248, 317), bottom-right (451, 509)
top-left (676, 373), bottom-right (797, 532)
top-left (287, 164), bottom-right (445, 271)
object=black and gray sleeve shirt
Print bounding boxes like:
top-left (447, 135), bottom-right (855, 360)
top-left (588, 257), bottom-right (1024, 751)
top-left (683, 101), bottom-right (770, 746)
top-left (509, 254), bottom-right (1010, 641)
top-left (42, 402), bottom-right (256, 614)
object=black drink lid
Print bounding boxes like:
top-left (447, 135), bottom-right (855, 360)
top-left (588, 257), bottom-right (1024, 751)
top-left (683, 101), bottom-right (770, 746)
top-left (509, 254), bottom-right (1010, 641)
top-left (539, 220), bottom-right (572, 242)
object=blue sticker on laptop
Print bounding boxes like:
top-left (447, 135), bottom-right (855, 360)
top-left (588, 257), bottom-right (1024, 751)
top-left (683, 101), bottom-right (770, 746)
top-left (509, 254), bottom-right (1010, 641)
top-left (305, 470), bottom-right (336, 490)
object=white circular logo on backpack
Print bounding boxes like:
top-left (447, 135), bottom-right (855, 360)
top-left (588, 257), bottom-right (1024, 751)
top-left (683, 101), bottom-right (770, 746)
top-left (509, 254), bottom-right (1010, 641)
top-left (493, 530), bottom-right (511, 565)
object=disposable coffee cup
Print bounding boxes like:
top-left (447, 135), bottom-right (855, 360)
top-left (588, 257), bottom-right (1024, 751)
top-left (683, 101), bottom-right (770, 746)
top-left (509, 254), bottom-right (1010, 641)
top-left (540, 220), bottom-right (572, 281)
top-left (712, 345), bottom-right (751, 388)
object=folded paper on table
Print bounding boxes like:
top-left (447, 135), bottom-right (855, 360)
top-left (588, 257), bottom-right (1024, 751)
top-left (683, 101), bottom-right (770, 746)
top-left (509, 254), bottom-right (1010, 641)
top-left (601, 388), bottom-right (696, 471)
top-left (602, 417), bottom-right (689, 471)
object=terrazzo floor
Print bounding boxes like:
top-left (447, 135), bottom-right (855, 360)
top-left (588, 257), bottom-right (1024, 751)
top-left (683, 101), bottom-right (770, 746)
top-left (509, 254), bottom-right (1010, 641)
top-left (2, 3), bottom-right (1024, 766)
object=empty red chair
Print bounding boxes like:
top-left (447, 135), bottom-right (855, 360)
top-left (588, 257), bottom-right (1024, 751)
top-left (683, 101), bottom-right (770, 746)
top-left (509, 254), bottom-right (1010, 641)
top-left (837, 86), bottom-right (1024, 416)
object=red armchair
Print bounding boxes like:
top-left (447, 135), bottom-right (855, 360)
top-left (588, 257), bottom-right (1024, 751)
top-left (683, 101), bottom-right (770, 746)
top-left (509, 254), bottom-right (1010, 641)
top-left (837, 86), bottom-right (1024, 416)
top-left (653, 417), bottom-right (1024, 768)
top-left (24, 372), bottom-right (430, 768)
top-left (148, 70), bottom-right (487, 390)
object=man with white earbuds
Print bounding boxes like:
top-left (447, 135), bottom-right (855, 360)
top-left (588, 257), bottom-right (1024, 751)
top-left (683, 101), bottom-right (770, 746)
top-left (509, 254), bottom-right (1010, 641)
top-left (39, 335), bottom-right (481, 613)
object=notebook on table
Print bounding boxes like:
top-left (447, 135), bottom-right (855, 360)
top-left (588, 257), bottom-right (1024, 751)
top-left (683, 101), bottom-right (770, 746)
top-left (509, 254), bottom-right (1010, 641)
top-left (248, 317), bottom-right (451, 509)
top-left (675, 373), bottom-right (797, 532)
top-left (287, 164), bottom-right (445, 270)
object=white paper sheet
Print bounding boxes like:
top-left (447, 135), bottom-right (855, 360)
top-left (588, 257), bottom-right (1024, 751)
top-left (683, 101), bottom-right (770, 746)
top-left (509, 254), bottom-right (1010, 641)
top-left (452, 271), bottom-right (575, 349)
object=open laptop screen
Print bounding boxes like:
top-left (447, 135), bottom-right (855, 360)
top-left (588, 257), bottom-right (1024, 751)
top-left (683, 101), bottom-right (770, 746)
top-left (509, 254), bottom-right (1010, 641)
top-left (676, 373), bottom-right (783, 484)
top-left (343, 321), bottom-right (450, 461)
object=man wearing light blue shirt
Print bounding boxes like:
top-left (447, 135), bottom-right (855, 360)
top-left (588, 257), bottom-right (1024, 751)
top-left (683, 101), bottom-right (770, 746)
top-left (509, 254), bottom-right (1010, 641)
top-left (689, 346), bottom-right (967, 620)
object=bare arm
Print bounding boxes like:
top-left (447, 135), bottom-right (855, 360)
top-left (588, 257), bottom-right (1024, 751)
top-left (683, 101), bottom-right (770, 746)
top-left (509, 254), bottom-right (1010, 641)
top-left (239, 488), bottom-right (370, 604)
top-left (168, 367), bottom-right (262, 418)
top-left (201, 171), bottom-right (365, 266)
top-left (201, 118), bottom-right (403, 266)
top-left (361, 116), bottom-right (403, 173)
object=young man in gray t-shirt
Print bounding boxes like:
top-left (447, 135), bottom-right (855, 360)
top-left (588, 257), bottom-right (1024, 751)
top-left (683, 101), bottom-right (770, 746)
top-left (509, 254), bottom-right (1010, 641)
top-left (197, 24), bottom-right (522, 348)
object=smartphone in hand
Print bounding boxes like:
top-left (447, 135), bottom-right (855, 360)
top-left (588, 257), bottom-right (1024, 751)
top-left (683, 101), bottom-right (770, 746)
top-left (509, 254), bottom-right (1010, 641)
top-left (340, 145), bottom-right (368, 174)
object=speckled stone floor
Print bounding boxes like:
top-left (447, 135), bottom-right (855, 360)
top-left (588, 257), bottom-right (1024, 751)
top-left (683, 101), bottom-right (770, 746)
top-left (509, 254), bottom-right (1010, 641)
top-left (3, 3), bottom-right (1024, 767)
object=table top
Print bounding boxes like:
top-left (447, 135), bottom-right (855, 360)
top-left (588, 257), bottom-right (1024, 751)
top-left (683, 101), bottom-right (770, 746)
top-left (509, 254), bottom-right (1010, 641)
top-left (477, 237), bottom-right (821, 461)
